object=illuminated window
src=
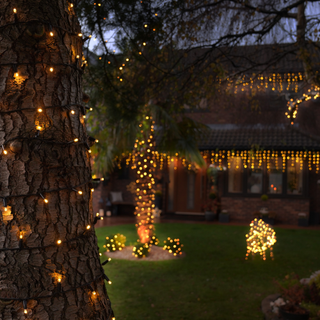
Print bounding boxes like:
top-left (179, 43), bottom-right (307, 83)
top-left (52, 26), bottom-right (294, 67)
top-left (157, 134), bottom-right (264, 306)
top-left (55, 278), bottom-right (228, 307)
top-left (228, 157), bottom-right (243, 193)
top-left (247, 160), bottom-right (263, 194)
top-left (267, 158), bottom-right (283, 194)
top-left (287, 158), bottom-right (303, 194)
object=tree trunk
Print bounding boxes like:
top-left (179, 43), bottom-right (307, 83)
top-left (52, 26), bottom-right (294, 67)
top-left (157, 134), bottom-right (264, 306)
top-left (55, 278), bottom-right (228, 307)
top-left (0, 1), bottom-right (112, 319)
top-left (133, 116), bottom-right (156, 244)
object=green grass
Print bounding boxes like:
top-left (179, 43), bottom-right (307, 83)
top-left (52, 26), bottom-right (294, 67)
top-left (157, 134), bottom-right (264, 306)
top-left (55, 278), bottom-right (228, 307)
top-left (95, 223), bottom-right (320, 320)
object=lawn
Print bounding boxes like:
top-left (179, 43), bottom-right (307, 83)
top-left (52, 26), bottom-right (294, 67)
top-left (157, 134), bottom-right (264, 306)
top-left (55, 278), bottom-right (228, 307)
top-left (95, 223), bottom-right (320, 320)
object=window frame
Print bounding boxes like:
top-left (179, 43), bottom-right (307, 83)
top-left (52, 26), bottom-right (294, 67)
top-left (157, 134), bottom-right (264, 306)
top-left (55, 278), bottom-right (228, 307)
top-left (223, 156), bottom-right (308, 198)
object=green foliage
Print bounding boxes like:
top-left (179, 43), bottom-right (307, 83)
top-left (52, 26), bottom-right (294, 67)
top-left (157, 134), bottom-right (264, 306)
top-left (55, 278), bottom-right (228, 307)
top-left (209, 192), bottom-right (216, 200)
top-left (132, 243), bottom-right (151, 258)
top-left (275, 272), bottom-right (320, 310)
top-left (149, 235), bottom-right (159, 246)
top-left (104, 233), bottom-right (126, 252)
top-left (163, 237), bottom-right (183, 256)
top-left (300, 302), bottom-right (320, 319)
top-left (276, 273), bottom-right (305, 305)
top-left (310, 273), bottom-right (320, 291)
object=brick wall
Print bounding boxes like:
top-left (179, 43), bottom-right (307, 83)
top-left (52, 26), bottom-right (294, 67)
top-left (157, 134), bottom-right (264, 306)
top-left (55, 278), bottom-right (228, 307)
top-left (221, 197), bottom-right (309, 225)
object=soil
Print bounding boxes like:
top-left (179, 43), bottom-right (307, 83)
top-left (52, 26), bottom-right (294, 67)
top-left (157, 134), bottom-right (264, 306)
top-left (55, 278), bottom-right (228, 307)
top-left (104, 245), bottom-right (185, 261)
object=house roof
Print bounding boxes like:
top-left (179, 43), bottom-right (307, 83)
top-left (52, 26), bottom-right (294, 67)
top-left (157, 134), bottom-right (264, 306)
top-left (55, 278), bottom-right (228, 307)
top-left (198, 124), bottom-right (320, 151)
top-left (185, 43), bottom-right (320, 74)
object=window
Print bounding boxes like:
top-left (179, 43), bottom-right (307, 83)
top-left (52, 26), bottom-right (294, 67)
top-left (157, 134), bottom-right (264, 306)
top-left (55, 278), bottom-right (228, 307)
top-left (287, 158), bottom-right (303, 195)
top-left (228, 157), bottom-right (243, 193)
top-left (247, 160), bottom-right (263, 194)
top-left (267, 158), bottom-right (283, 194)
top-left (225, 155), bottom-right (304, 196)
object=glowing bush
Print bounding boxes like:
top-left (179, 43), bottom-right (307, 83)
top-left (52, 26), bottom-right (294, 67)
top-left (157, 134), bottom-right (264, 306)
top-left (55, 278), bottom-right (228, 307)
top-left (163, 237), bottom-right (183, 256)
top-left (245, 219), bottom-right (276, 260)
top-left (104, 233), bottom-right (126, 252)
top-left (132, 243), bottom-right (151, 258)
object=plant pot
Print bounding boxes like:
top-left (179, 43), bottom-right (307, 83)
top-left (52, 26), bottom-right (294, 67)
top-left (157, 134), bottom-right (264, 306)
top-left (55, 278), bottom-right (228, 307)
top-left (279, 305), bottom-right (309, 320)
top-left (298, 218), bottom-right (308, 227)
top-left (205, 211), bottom-right (216, 221)
top-left (219, 214), bottom-right (230, 223)
top-left (262, 216), bottom-right (275, 225)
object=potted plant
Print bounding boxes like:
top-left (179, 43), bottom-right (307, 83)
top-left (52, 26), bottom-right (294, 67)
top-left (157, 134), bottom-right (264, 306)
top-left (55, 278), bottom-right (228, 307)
top-left (259, 194), bottom-right (272, 224)
top-left (204, 192), bottom-right (217, 221)
top-left (219, 209), bottom-right (230, 223)
top-left (273, 271), bottom-right (320, 320)
top-left (204, 204), bottom-right (216, 221)
top-left (298, 213), bottom-right (308, 227)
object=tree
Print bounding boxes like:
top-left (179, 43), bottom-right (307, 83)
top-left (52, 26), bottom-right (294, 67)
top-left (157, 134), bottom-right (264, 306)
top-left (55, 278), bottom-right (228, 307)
top-left (77, 0), bottom-right (320, 174)
top-left (0, 1), bottom-right (112, 319)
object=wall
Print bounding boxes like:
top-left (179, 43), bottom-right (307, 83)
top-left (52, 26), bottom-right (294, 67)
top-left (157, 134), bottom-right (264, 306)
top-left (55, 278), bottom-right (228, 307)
top-left (221, 197), bottom-right (309, 224)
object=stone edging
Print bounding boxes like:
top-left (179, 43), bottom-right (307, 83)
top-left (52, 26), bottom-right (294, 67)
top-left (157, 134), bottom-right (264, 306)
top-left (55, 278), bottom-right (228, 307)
top-left (261, 293), bottom-right (281, 320)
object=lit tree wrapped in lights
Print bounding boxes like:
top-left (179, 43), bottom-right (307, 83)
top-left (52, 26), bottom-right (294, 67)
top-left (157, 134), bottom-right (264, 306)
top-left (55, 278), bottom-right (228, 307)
top-left (0, 1), bottom-right (112, 319)
top-left (132, 115), bottom-right (157, 245)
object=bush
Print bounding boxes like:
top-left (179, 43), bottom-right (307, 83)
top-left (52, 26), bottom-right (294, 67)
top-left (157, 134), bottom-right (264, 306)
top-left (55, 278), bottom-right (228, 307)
top-left (132, 243), bottom-right (151, 258)
top-left (275, 272), bottom-right (320, 315)
top-left (149, 235), bottom-right (159, 246)
top-left (104, 233), bottom-right (126, 252)
top-left (163, 237), bottom-right (184, 256)
top-left (209, 192), bottom-right (216, 200)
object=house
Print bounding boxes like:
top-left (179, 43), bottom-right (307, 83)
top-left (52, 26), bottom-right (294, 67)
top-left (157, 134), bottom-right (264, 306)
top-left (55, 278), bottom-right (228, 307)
top-left (93, 45), bottom-right (320, 225)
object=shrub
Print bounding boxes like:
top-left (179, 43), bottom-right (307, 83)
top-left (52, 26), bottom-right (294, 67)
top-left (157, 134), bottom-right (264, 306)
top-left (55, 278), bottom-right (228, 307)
top-left (275, 272), bottom-right (320, 315)
top-left (209, 192), bottom-right (216, 200)
top-left (132, 243), bottom-right (151, 258)
top-left (149, 235), bottom-right (159, 246)
top-left (276, 273), bottom-right (305, 305)
top-left (155, 190), bottom-right (162, 197)
top-left (104, 233), bottom-right (126, 252)
top-left (163, 237), bottom-right (184, 256)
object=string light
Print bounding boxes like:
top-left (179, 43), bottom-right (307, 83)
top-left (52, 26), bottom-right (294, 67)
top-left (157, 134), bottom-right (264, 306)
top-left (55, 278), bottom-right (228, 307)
top-left (245, 219), bottom-right (276, 260)
top-left (23, 300), bottom-right (28, 314)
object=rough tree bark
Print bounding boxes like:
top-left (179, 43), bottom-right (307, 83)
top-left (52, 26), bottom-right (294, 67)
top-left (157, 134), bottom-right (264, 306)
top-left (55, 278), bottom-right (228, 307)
top-left (0, 1), bottom-right (112, 319)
